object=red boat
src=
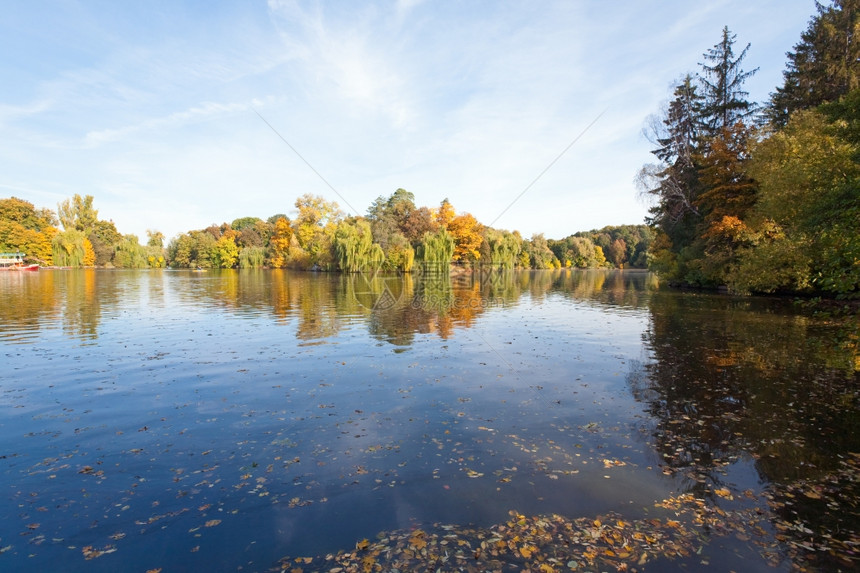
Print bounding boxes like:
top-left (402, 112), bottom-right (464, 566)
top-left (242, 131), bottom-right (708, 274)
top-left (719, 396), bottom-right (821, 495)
top-left (0, 252), bottom-right (39, 271)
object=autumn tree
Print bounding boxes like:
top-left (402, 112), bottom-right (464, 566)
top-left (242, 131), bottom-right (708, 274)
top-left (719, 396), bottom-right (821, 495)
top-left (640, 28), bottom-right (758, 286)
top-left (0, 197), bottom-right (58, 264)
top-left (401, 206), bottom-right (436, 246)
top-left (211, 235), bottom-right (239, 268)
top-left (293, 194), bottom-right (343, 269)
top-left (267, 217), bottom-right (293, 268)
top-left (605, 238), bottom-right (628, 268)
top-left (448, 213), bottom-right (484, 263)
top-left (434, 198), bottom-right (456, 230)
top-left (52, 229), bottom-right (95, 267)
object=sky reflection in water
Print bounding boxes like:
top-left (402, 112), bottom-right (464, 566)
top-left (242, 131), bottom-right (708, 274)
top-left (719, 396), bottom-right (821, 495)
top-left (0, 269), bottom-right (856, 572)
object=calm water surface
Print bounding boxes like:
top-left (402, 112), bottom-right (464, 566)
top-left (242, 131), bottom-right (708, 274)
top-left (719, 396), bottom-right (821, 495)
top-left (0, 269), bottom-right (857, 572)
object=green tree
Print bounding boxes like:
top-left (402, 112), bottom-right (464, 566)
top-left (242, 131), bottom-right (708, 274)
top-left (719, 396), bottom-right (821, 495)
top-left (239, 246), bottom-right (265, 269)
top-left (57, 194), bottom-right (99, 234)
top-left (88, 220), bottom-right (122, 266)
top-left (167, 230), bottom-right (216, 268)
top-left (383, 232), bottom-right (415, 272)
top-left (230, 216), bottom-right (263, 232)
top-left (146, 230), bottom-right (165, 248)
top-left (333, 219), bottom-right (385, 273)
top-left (523, 234), bottom-right (557, 269)
top-left (698, 26), bottom-right (758, 135)
top-left (734, 108), bottom-right (860, 296)
top-left (769, 0), bottom-right (860, 126)
top-left (367, 188), bottom-right (418, 252)
top-left (114, 235), bottom-right (149, 268)
top-left (638, 75), bottom-right (704, 249)
top-left (486, 228), bottom-right (522, 269)
top-left (419, 228), bottom-right (455, 270)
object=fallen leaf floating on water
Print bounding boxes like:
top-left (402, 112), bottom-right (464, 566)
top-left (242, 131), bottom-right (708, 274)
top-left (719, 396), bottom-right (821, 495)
top-left (272, 498), bottom-right (781, 572)
top-left (714, 487), bottom-right (733, 499)
top-left (82, 545), bottom-right (116, 560)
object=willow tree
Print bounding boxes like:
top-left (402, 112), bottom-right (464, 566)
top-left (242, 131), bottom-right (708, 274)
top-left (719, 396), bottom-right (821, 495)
top-left (52, 229), bottom-right (95, 267)
top-left (486, 228), bottom-right (522, 269)
top-left (239, 246), bottom-right (265, 269)
top-left (418, 228), bottom-right (455, 270)
top-left (333, 219), bottom-right (385, 273)
top-left (113, 235), bottom-right (149, 268)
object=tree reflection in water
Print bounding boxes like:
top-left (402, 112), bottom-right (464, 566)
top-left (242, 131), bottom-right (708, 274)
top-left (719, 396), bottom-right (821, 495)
top-left (632, 291), bottom-right (859, 569)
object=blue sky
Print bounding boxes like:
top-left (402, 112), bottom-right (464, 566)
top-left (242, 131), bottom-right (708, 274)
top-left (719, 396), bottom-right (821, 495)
top-left (1, 1), bottom-right (816, 242)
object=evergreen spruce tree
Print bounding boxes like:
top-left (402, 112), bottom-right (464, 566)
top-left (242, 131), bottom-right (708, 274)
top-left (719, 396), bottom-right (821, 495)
top-left (769, 0), bottom-right (860, 126)
top-left (698, 26), bottom-right (759, 135)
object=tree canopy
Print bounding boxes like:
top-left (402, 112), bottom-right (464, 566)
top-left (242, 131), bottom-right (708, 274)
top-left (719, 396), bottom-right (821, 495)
top-left (640, 5), bottom-right (860, 298)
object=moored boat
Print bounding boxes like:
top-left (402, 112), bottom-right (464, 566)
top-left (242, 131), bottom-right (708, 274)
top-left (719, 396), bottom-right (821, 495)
top-left (0, 252), bottom-right (39, 271)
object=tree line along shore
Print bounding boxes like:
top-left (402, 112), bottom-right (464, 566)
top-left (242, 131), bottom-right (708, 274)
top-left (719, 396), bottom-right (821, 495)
top-left (2, 2), bottom-right (859, 299)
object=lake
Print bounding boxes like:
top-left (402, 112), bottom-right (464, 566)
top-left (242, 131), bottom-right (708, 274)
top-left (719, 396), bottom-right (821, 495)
top-left (1, 268), bottom-right (857, 572)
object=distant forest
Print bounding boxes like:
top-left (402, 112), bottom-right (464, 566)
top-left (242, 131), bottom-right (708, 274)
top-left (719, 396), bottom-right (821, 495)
top-left (0, 191), bottom-right (652, 272)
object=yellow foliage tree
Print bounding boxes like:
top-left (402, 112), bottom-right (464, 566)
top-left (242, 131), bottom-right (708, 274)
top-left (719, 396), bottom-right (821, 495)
top-left (268, 217), bottom-right (293, 268)
top-left (434, 198), bottom-right (456, 230)
top-left (83, 238), bottom-right (96, 266)
top-left (448, 213), bottom-right (484, 262)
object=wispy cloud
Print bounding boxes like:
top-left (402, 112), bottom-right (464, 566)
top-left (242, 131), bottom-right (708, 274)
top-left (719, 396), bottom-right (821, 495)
top-left (83, 101), bottom-right (249, 147)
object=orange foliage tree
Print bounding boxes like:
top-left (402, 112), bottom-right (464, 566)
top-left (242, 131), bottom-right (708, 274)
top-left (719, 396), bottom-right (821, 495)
top-left (448, 213), bottom-right (484, 262)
